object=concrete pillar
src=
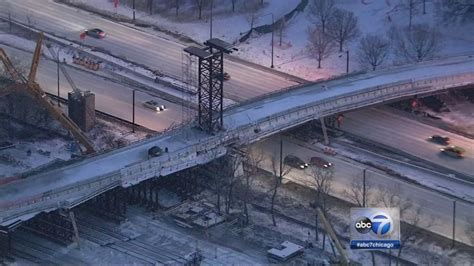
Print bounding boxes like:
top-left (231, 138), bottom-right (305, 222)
top-left (0, 226), bottom-right (11, 258)
top-left (320, 117), bottom-right (329, 145)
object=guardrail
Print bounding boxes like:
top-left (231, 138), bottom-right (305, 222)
top-left (1, 66), bottom-right (472, 227)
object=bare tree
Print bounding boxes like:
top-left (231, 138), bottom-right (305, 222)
top-left (375, 186), bottom-right (435, 265)
top-left (223, 153), bottom-right (244, 215)
top-left (435, 0), bottom-right (474, 24)
top-left (326, 8), bottom-right (360, 52)
top-left (344, 177), bottom-right (373, 208)
top-left (395, 206), bottom-right (436, 265)
top-left (344, 175), bottom-right (376, 265)
top-left (357, 34), bottom-right (390, 71)
top-left (195, 0), bottom-right (211, 19)
top-left (308, 0), bottom-right (335, 33)
top-left (404, 0), bottom-right (419, 28)
top-left (269, 154), bottom-right (291, 226)
top-left (276, 17), bottom-right (288, 46)
top-left (307, 27), bottom-right (333, 68)
top-left (240, 148), bottom-right (264, 224)
top-left (245, 11), bottom-right (257, 32)
top-left (392, 24), bottom-right (440, 62)
top-left (307, 166), bottom-right (334, 248)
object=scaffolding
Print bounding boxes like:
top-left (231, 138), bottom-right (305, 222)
top-left (181, 52), bottom-right (197, 124)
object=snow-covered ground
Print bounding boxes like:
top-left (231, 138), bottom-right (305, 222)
top-left (64, 0), bottom-right (474, 80)
top-left (0, 116), bottom-right (149, 178)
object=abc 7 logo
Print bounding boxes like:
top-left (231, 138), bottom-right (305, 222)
top-left (354, 213), bottom-right (394, 236)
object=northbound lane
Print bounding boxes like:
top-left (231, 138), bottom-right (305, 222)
top-left (0, 0), bottom-right (298, 101)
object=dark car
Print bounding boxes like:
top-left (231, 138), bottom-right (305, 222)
top-left (85, 28), bottom-right (106, 38)
top-left (284, 155), bottom-right (308, 169)
top-left (310, 157), bottom-right (333, 168)
top-left (440, 146), bottom-right (465, 158)
top-left (428, 135), bottom-right (450, 145)
top-left (148, 146), bottom-right (162, 158)
top-left (212, 72), bottom-right (230, 81)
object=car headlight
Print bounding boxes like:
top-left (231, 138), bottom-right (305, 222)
top-left (300, 165), bottom-right (305, 169)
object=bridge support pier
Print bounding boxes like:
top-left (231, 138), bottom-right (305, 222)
top-left (0, 226), bottom-right (11, 259)
top-left (23, 211), bottom-right (74, 245)
top-left (320, 117), bottom-right (330, 145)
top-left (68, 211), bottom-right (81, 249)
top-left (83, 187), bottom-right (127, 221)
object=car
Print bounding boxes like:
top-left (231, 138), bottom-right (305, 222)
top-left (310, 157), bottom-right (333, 168)
top-left (212, 72), bottom-right (230, 81)
top-left (428, 135), bottom-right (450, 145)
top-left (284, 155), bottom-right (308, 169)
top-left (85, 28), bottom-right (106, 38)
top-left (148, 146), bottom-right (162, 158)
top-left (143, 100), bottom-right (166, 112)
top-left (440, 146), bottom-right (465, 158)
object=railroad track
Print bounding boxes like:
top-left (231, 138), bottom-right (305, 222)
top-left (10, 229), bottom-right (76, 265)
top-left (76, 213), bottom-right (189, 265)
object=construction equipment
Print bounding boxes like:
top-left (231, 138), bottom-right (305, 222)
top-left (0, 32), bottom-right (96, 154)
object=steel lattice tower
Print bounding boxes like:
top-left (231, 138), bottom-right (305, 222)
top-left (185, 39), bottom-right (235, 133)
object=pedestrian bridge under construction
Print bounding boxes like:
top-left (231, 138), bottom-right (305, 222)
top-left (1, 55), bottom-right (473, 227)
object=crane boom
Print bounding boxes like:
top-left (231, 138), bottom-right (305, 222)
top-left (0, 32), bottom-right (96, 154)
top-left (46, 44), bottom-right (81, 94)
top-left (0, 48), bottom-right (27, 83)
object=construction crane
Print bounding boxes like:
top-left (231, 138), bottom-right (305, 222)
top-left (0, 32), bottom-right (96, 154)
top-left (45, 43), bottom-right (82, 97)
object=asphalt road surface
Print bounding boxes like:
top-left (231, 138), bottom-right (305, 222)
top-left (340, 108), bottom-right (474, 179)
top-left (253, 136), bottom-right (474, 246)
top-left (1, 0), bottom-right (298, 102)
top-left (2, 45), bottom-right (183, 132)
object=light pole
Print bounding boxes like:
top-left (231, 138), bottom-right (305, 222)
top-left (132, 89), bottom-right (137, 133)
top-left (256, 13), bottom-right (274, 68)
top-left (132, 0), bottom-right (136, 21)
top-left (339, 50), bottom-right (349, 74)
top-left (56, 46), bottom-right (67, 107)
top-left (209, 0), bottom-right (213, 39)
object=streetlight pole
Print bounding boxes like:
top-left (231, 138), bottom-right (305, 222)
top-left (210, 0), bottom-right (213, 39)
top-left (57, 56), bottom-right (60, 106)
top-left (345, 50), bottom-right (349, 74)
top-left (132, 0), bottom-right (136, 21)
top-left (270, 13), bottom-right (274, 68)
top-left (132, 89), bottom-right (137, 133)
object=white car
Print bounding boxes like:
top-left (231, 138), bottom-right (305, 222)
top-left (143, 100), bottom-right (166, 112)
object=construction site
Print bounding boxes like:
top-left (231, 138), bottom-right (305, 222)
top-left (1, 1), bottom-right (474, 265)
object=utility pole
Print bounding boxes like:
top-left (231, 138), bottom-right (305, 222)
top-left (345, 50), bottom-right (349, 73)
top-left (132, 0), bottom-right (136, 21)
top-left (362, 169), bottom-right (366, 207)
top-left (270, 13), bottom-right (274, 68)
top-left (452, 200), bottom-right (456, 248)
top-left (210, 0), bottom-right (213, 39)
top-left (132, 89), bottom-right (136, 132)
top-left (279, 138), bottom-right (283, 181)
top-left (57, 57), bottom-right (60, 106)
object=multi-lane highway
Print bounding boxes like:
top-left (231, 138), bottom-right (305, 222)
top-left (1, 45), bottom-right (183, 132)
top-left (253, 136), bottom-right (474, 245)
top-left (341, 107), bottom-right (474, 178)
top-left (0, 0), bottom-right (299, 101)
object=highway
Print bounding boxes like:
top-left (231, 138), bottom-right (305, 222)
top-left (1, 45), bottom-right (184, 132)
top-left (253, 136), bottom-right (474, 245)
top-left (0, 0), bottom-right (298, 102)
top-left (341, 107), bottom-right (474, 178)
